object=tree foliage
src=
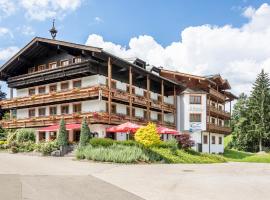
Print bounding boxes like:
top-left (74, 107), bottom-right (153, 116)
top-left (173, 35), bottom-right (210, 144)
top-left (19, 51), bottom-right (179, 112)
top-left (0, 86), bottom-right (6, 119)
top-left (57, 119), bottom-right (68, 146)
top-left (231, 70), bottom-right (270, 152)
top-left (79, 118), bottom-right (91, 147)
top-left (135, 123), bottom-right (161, 147)
top-left (175, 133), bottom-right (195, 149)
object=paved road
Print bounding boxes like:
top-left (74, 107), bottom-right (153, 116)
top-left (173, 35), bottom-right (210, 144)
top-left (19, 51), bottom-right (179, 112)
top-left (0, 152), bottom-right (270, 200)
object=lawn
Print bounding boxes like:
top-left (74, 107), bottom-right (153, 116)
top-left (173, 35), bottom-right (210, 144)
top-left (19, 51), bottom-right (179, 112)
top-left (223, 149), bottom-right (270, 163)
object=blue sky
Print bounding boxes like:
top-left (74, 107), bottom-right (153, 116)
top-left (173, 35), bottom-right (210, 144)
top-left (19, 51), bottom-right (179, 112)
top-left (1, 0), bottom-right (270, 96)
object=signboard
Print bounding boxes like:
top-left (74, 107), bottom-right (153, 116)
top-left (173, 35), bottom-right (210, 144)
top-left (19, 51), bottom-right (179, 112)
top-left (189, 122), bottom-right (202, 132)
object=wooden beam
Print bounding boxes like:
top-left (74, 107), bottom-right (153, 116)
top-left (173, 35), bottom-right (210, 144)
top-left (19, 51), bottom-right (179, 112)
top-left (147, 75), bottom-right (150, 121)
top-left (129, 66), bottom-right (133, 121)
top-left (161, 80), bottom-right (164, 124)
top-left (108, 57), bottom-right (112, 124)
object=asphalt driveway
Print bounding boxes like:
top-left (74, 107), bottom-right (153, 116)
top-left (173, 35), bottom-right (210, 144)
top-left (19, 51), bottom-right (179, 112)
top-left (0, 152), bottom-right (270, 200)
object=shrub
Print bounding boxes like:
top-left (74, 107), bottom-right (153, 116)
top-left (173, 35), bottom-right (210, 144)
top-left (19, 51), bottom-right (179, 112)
top-left (89, 138), bottom-right (114, 147)
top-left (36, 141), bottom-right (60, 156)
top-left (0, 128), bottom-right (7, 141)
top-left (57, 119), bottom-right (68, 146)
top-left (0, 140), bottom-right (8, 150)
top-left (11, 146), bottom-right (18, 153)
top-left (15, 128), bottom-right (35, 143)
top-left (175, 133), bottom-right (195, 149)
top-left (6, 131), bottom-right (17, 144)
top-left (76, 144), bottom-right (153, 163)
top-left (154, 139), bottom-right (178, 150)
top-left (79, 118), bottom-right (91, 147)
top-left (135, 123), bottom-right (161, 147)
top-left (17, 141), bottom-right (36, 152)
top-left (115, 140), bottom-right (139, 146)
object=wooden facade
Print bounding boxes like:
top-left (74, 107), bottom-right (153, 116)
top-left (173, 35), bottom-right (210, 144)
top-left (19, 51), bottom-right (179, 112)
top-left (0, 37), bottom-right (181, 130)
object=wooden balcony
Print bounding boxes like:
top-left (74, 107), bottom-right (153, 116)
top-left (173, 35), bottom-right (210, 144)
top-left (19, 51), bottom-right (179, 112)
top-left (207, 106), bottom-right (231, 119)
top-left (207, 123), bottom-right (231, 135)
top-left (209, 88), bottom-right (226, 102)
top-left (0, 112), bottom-right (176, 129)
top-left (133, 95), bottom-right (148, 106)
top-left (0, 86), bottom-right (108, 109)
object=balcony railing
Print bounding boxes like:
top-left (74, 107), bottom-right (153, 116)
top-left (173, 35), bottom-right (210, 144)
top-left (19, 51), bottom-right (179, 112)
top-left (0, 111), bottom-right (176, 129)
top-left (207, 123), bottom-right (231, 134)
top-left (207, 106), bottom-right (231, 119)
top-left (209, 88), bottom-right (226, 102)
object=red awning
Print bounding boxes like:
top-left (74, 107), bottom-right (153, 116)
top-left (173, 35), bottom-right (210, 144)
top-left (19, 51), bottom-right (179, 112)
top-left (37, 124), bottom-right (81, 132)
top-left (157, 126), bottom-right (179, 135)
top-left (106, 122), bottom-right (141, 133)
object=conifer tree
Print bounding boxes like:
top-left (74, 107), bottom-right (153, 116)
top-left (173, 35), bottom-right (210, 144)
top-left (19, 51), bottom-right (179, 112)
top-left (57, 119), bottom-right (68, 146)
top-left (0, 86), bottom-right (6, 119)
top-left (248, 70), bottom-right (270, 152)
top-left (79, 117), bottom-right (91, 147)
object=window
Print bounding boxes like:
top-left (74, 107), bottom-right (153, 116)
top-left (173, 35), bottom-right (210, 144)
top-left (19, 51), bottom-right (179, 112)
top-left (49, 107), bottom-right (57, 115)
top-left (29, 88), bottom-right (36, 96)
top-left (29, 109), bottom-right (35, 118)
top-left (73, 57), bottom-right (82, 63)
top-left (38, 107), bottom-right (46, 117)
top-left (212, 136), bottom-right (216, 144)
top-left (61, 82), bottom-right (69, 91)
top-left (38, 86), bottom-right (46, 94)
top-left (111, 104), bottom-right (116, 114)
top-left (203, 135), bottom-right (208, 144)
top-left (219, 105), bottom-right (223, 111)
top-left (38, 65), bottom-right (46, 71)
top-left (61, 105), bottom-right (69, 115)
top-left (126, 107), bottom-right (130, 116)
top-left (73, 103), bottom-right (81, 113)
top-left (190, 95), bottom-right (201, 104)
top-left (61, 60), bottom-right (69, 67)
top-left (144, 110), bottom-right (147, 119)
top-left (73, 80), bottom-right (81, 88)
top-left (49, 62), bottom-right (57, 69)
top-left (158, 113), bottom-right (162, 121)
top-left (49, 84), bottom-right (57, 93)
top-left (190, 113), bottom-right (201, 122)
top-left (219, 137), bottom-right (222, 145)
top-left (218, 119), bottom-right (222, 126)
top-left (211, 102), bottom-right (216, 107)
top-left (211, 118), bottom-right (216, 124)
top-left (28, 67), bottom-right (35, 73)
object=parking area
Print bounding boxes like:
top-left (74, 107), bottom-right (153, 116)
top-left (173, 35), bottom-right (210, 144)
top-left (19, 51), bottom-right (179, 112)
top-left (0, 152), bottom-right (270, 200)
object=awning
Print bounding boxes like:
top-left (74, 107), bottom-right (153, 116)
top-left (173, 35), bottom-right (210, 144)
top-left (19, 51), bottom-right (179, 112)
top-left (106, 122), bottom-right (141, 133)
top-left (157, 126), bottom-right (179, 135)
top-left (37, 124), bottom-right (81, 132)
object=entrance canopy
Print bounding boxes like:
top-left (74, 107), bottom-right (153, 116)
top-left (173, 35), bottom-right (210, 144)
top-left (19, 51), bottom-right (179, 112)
top-left (157, 126), bottom-right (179, 135)
top-left (106, 122), bottom-right (141, 133)
top-left (37, 124), bottom-right (81, 132)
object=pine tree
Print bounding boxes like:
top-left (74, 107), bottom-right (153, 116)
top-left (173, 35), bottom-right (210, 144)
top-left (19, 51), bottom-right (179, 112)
top-left (248, 70), bottom-right (270, 152)
top-left (57, 119), bottom-right (68, 146)
top-left (79, 118), bottom-right (91, 147)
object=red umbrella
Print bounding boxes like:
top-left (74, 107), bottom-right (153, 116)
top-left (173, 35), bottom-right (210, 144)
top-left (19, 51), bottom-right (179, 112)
top-left (157, 126), bottom-right (179, 135)
top-left (106, 122), bottom-right (141, 133)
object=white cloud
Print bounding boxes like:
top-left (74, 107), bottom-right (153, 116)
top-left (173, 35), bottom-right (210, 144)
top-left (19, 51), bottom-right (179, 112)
top-left (19, 0), bottom-right (82, 21)
top-left (0, 46), bottom-right (19, 61)
top-left (0, 27), bottom-right (13, 38)
top-left (94, 17), bottom-right (103, 23)
top-left (86, 3), bottom-right (270, 95)
top-left (0, 0), bottom-right (16, 19)
top-left (17, 25), bottom-right (35, 36)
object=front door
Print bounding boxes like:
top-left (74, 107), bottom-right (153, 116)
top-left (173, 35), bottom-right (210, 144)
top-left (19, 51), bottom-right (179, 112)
top-left (73, 130), bottom-right (81, 142)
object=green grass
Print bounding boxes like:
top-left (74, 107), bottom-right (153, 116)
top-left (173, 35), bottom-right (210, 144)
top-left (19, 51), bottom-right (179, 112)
top-left (223, 149), bottom-right (270, 163)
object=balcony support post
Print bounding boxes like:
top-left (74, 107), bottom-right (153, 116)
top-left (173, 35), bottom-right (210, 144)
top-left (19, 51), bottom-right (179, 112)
top-left (161, 80), bottom-right (164, 125)
top-left (108, 57), bottom-right (112, 124)
top-left (147, 75), bottom-right (150, 121)
top-left (129, 66), bottom-right (133, 121)
top-left (173, 85), bottom-right (176, 127)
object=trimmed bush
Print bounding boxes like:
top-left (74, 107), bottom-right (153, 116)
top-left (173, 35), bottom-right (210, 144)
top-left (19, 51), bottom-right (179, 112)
top-left (57, 119), bottom-right (68, 146)
top-left (15, 128), bottom-right (35, 143)
top-left (79, 118), bottom-right (91, 147)
top-left (89, 138), bottom-right (114, 147)
top-left (7, 131), bottom-right (17, 144)
top-left (135, 123), bottom-right (161, 147)
top-left (154, 139), bottom-right (178, 150)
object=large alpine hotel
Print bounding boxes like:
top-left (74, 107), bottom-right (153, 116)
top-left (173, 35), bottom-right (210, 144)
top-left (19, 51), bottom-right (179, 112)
top-left (0, 37), bottom-right (237, 153)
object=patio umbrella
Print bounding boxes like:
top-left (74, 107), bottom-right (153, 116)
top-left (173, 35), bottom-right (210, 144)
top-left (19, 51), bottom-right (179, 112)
top-left (156, 126), bottom-right (179, 135)
top-left (106, 122), bottom-right (141, 133)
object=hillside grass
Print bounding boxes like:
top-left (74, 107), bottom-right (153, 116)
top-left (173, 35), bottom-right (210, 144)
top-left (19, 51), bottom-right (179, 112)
top-left (223, 149), bottom-right (270, 163)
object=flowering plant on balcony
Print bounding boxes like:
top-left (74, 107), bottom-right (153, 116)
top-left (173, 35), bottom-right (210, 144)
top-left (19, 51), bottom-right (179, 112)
top-left (72, 112), bottom-right (81, 118)
top-left (30, 95), bottom-right (36, 100)
top-left (93, 112), bottom-right (100, 119)
top-left (49, 116), bottom-right (57, 121)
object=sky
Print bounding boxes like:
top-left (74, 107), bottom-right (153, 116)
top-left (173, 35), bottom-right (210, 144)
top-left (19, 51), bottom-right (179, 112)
top-left (0, 0), bottom-right (270, 97)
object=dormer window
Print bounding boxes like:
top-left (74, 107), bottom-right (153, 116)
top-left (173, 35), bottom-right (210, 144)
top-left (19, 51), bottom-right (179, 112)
top-left (38, 65), bottom-right (46, 71)
top-left (49, 62), bottom-right (57, 69)
top-left (61, 60), bottom-right (69, 67)
top-left (73, 57), bottom-right (82, 64)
